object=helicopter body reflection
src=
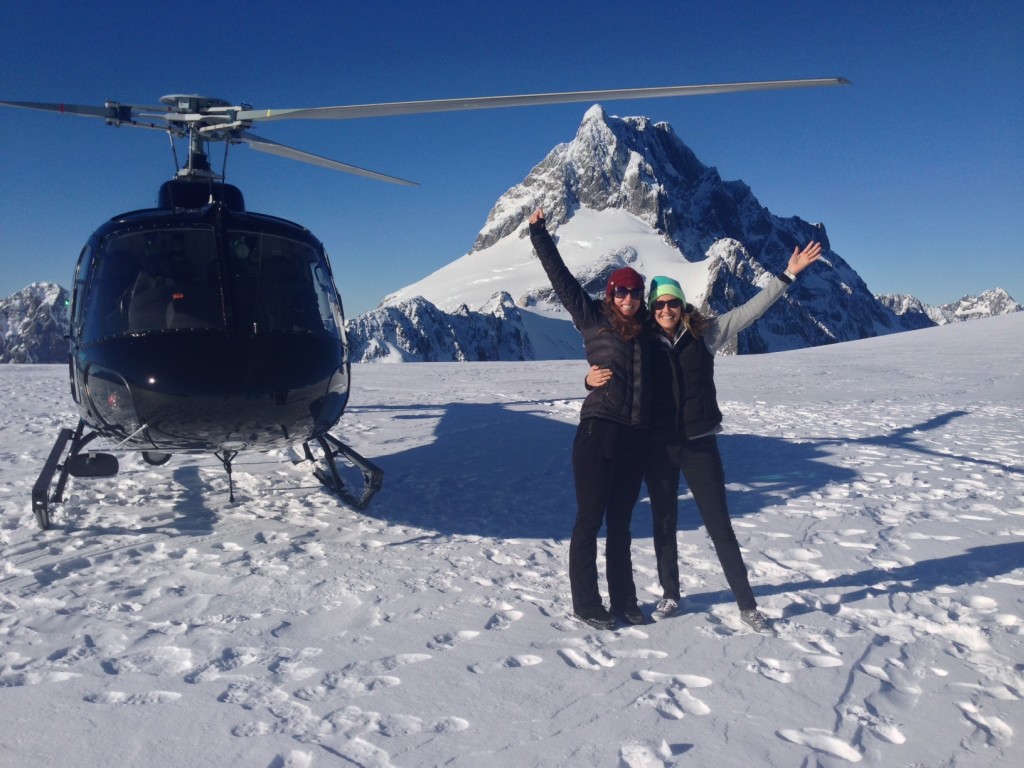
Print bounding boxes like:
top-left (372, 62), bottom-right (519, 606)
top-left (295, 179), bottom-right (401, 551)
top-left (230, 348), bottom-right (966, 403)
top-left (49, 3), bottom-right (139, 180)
top-left (72, 180), bottom-right (349, 453)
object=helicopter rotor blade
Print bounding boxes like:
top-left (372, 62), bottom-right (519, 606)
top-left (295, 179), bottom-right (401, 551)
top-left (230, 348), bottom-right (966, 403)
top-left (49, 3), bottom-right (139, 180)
top-left (236, 78), bottom-right (850, 123)
top-left (240, 133), bottom-right (419, 186)
top-left (0, 98), bottom-right (166, 121)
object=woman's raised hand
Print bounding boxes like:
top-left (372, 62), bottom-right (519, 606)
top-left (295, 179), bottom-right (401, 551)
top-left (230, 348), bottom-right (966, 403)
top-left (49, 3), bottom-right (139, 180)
top-left (787, 241), bottom-right (823, 275)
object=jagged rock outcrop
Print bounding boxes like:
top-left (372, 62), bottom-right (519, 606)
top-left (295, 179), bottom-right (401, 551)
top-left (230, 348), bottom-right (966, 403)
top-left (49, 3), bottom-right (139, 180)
top-left (926, 288), bottom-right (1022, 325)
top-left (0, 282), bottom-right (70, 363)
top-left (469, 105), bottom-right (924, 354)
top-left (876, 294), bottom-right (937, 331)
top-left (345, 292), bottom-right (533, 362)
top-left (879, 288), bottom-right (1022, 328)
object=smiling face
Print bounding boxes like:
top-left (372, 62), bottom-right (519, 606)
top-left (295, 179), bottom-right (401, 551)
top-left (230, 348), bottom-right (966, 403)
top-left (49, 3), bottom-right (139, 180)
top-left (652, 295), bottom-right (683, 334)
top-left (611, 286), bottom-right (643, 317)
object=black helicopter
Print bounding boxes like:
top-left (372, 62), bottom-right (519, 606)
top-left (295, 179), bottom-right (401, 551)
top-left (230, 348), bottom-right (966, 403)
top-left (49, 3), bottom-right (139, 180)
top-left (1, 78), bottom-right (849, 530)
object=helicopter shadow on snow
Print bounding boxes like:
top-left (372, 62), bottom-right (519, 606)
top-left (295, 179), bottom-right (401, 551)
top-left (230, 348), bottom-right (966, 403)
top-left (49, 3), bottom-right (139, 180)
top-left (355, 400), bottom-right (864, 541)
top-left (360, 406), bottom-right (1000, 545)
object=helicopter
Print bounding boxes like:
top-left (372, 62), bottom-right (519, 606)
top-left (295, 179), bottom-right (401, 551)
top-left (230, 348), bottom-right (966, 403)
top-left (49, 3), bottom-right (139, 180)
top-left (1, 77), bottom-right (849, 530)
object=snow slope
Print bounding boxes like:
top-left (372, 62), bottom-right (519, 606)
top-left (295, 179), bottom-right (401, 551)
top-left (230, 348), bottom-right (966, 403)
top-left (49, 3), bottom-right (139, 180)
top-left (1, 314), bottom-right (1022, 767)
top-left (384, 207), bottom-right (711, 314)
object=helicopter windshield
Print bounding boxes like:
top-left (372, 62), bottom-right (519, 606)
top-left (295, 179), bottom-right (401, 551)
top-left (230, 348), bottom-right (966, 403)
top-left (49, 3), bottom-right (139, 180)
top-left (82, 228), bottom-right (223, 342)
top-left (78, 224), bottom-right (343, 343)
top-left (227, 230), bottom-right (343, 336)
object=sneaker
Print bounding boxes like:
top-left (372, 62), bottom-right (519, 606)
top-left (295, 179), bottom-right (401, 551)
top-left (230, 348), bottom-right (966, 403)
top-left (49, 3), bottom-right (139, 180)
top-left (739, 608), bottom-right (772, 634)
top-left (575, 608), bottom-right (616, 631)
top-left (614, 604), bottom-right (646, 626)
top-left (651, 598), bottom-right (680, 622)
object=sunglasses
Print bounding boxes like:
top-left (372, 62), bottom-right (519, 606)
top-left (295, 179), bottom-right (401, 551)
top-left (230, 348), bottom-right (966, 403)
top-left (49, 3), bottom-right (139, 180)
top-left (611, 286), bottom-right (644, 300)
top-left (652, 298), bottom-right (683, 311)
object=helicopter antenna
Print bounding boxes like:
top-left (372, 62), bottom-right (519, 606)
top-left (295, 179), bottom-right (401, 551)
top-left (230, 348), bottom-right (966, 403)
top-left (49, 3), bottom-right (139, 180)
top-left (167, 130), bottom-right (181, 174)
top-left (221, 139), bottom-right (230, 181)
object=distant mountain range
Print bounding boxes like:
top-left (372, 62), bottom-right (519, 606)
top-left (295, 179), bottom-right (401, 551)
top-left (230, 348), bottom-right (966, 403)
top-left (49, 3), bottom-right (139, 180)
top-left (2, 107), bottom-right (1020, 364)
top-left (877, 287), bottom-right (1021, 328)
top-left (351, 105), bottom-right (1020, 361)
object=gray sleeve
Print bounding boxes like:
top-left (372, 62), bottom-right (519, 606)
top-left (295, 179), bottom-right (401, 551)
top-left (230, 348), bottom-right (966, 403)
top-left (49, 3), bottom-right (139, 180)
top-left (703, 277), bottom-right (789, 354)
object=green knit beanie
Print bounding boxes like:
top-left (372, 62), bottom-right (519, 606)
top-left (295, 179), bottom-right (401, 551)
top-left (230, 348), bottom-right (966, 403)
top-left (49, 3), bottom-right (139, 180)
top-left (648, 276), bottom-right (686, 309)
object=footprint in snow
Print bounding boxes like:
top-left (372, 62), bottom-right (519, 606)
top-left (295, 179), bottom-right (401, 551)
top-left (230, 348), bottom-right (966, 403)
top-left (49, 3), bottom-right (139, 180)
top-left (468, 654), bottom-right (543, 674)
top-left (184, 646), bottom-right (261, 684)
top-left (427, 630), bottom-right (480, 650)
top-left (632, 670), bottom-right (713, 720)
top-left (777, 728), bottom-right (863, 763)
top-left (485, 609), bottom-right (523, 631)
top-left (558, 647), bottom-right (616, 670)
top-left (842, 704), bottom-right (907, 745)
top-left (955, 701), bottom-right (1014, 747)
top-left (746, 656), bottom-right (794, 684)
top-left (294, 653), bottom-right (432, 702)
top-left (84, 690), bottom-right (182, 705)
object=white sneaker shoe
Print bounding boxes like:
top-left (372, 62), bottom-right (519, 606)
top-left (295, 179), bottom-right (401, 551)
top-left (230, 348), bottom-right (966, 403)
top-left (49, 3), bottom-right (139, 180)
top-left (739, 608), bottom-right (772, 634)
top-left (651, 598), bottom-right (680, 622)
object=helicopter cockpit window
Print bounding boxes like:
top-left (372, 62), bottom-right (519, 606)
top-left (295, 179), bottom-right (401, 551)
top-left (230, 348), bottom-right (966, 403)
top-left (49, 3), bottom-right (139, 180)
top-left (228, 230), bottom-right (341, 337)
top-left (82, 228), bottom-right (223, 342)
top-left (70, 244), bottom-right (93, 332)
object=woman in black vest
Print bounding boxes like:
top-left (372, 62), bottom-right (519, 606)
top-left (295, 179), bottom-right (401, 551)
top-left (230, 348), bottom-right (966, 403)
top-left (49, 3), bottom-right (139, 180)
top-left (587, 241), bottom-right (821, 632)
top-left (529, 208), bottom-right (652, 630)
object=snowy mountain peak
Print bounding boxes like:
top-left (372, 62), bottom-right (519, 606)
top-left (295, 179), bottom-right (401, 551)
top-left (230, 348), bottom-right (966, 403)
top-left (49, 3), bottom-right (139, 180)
top-left (879, 287), bottom-right (1022, 328)
top-left (4, 112), bottom-right (1021, 365)
top-left (929, 287), bottom-right (1023, 325)
top-left (471, 106), bottom-right (699, 254)
top-left (0, 281), bottom-right (70, 363)
top-left (580, 103), bottom-right (607, 123)
top-left (378, 105), bottom-right (930, 360)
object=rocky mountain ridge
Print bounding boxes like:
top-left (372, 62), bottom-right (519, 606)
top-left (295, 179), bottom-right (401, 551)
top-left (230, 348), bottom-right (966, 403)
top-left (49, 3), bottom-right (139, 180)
top-left (3, 107), bottom-right (1020, 364)
top-left (0, 282), bottom-right (70, 364)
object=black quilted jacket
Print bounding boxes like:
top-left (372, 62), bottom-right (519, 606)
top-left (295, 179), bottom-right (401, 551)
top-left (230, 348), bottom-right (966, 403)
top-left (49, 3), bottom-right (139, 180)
top-left (530, 220), bottom-right (651, 429)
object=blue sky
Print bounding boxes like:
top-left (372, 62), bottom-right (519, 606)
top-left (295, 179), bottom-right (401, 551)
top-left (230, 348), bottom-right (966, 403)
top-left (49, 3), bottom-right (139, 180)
top-left (1, 1), bottom-right (1020, 316)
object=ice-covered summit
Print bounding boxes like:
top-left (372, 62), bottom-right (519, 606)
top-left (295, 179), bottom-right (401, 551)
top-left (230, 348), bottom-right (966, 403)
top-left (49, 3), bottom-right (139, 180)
top-left (378, 106), bottom-right (938, 360)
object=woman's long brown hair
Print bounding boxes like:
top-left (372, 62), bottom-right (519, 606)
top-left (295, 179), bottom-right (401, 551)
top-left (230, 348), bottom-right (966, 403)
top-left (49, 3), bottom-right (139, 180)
top-left (601, 298), bottom-right (648, 341)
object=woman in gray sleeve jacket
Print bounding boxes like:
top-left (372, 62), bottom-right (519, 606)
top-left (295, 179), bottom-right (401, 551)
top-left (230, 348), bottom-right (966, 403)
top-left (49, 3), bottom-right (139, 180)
top-left (587, 241), bottom-right (822, 633)
top-left (529, 208), bottom-right (652, 630)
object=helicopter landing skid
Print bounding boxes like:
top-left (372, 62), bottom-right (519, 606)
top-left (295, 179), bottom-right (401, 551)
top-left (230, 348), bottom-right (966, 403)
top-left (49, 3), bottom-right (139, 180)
top-left (303, 434), bottom-right (383, 510)
top-left (32, 420), bottom-right (119, 530)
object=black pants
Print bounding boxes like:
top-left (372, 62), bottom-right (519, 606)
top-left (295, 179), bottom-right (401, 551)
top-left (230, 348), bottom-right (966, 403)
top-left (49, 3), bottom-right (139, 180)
top-left (569, 418), bottom-right (646, 616)
top-left (644, 435), bottom-right (757, 610)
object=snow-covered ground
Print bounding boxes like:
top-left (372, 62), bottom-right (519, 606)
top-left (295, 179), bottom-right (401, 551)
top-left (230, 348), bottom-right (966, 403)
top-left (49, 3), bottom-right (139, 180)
top-left (1, 314), bottom-right (1021, 767)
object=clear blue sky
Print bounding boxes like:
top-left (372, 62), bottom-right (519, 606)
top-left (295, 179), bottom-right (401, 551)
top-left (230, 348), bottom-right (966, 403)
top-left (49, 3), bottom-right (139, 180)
top-left (1, 0), bottom-right (1020, 316)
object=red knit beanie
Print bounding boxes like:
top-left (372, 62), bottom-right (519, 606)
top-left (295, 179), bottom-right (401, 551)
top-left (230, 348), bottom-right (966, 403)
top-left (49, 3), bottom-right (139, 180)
top-left (606, 267), bottom-right (644, 299)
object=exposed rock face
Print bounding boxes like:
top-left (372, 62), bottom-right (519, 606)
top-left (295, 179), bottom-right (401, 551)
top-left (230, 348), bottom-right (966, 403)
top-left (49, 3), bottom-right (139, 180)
top-left (6, 109), bottom-right (1020, 365)
top-left (0, 282), bottom-right (70, 363)
top-left (345, 292), bottom-right (534, 363)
